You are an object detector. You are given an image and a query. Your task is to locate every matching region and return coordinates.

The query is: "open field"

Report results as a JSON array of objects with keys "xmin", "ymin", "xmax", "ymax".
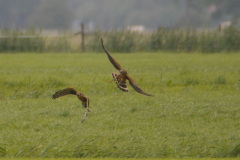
[
  {"xmin": 1, "ymin": 159, "xmax": 240, "ymax": 160},
  {"xmin": 0, "ymin": 52, "xmax": 240, "ymax": 158},
  {"xmin": 2, "ymin": 159, "xmax": 240, "ymax": 160}
]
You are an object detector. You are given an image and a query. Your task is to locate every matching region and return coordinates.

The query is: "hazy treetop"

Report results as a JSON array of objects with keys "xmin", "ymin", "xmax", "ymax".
[{"xmin": 0, "ymin": 0, "xmax": 239, "ymax": 30}]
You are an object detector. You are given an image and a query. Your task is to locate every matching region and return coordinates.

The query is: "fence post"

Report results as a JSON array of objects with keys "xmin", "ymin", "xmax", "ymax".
[{"xmin": 81, "ymin": 23, "xmax": 85, "ymax": 52}]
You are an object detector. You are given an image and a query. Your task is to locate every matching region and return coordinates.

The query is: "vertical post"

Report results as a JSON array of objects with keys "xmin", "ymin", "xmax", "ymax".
[{"xmin": 81, "ymin": 23, "xmax": 85, "ymax": 52}]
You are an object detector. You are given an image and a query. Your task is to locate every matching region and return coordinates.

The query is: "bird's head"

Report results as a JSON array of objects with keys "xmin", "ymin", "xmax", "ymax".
[{"xmin": 120, "ymin": 69, "xmax": 127, "ymax": 74}]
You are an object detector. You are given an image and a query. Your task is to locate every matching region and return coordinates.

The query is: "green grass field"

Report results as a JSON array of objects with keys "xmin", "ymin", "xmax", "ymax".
[{"xmin": 0, "ymin": 52, "xmax": 240, "ymax": 158}]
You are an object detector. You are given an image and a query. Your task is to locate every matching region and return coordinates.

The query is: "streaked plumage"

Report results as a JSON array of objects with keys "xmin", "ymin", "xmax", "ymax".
[
  {"xmin": 112, "ymin": 72, "xmax": 129, "ymax": 92},
  {"xmin": 101, "ymin": 38, "xmax": 153, "ymax": 97},
  {"xmin": 52, "ymin": 88, "xmax": 90, "ymax": 122}
]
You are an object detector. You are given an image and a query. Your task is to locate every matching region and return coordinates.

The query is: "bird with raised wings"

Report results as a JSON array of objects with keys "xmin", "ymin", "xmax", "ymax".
[
  {"xmin": 52, "ymin": 88, "xmax": 90, "ymax": 123},
  {"xmin": 101, "ymin": 38, "xmax": 153, "ymax": 97}
]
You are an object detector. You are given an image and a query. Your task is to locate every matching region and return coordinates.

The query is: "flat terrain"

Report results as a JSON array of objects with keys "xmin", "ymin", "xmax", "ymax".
[{"xmin": 0, "ymin": 53, "xmax": 240, "ymax": 158}]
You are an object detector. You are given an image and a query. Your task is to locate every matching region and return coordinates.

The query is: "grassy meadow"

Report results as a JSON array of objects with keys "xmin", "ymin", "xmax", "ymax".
[{"xmin": 0, "ymin": 52, "xmax": 240, "ymax": 158}]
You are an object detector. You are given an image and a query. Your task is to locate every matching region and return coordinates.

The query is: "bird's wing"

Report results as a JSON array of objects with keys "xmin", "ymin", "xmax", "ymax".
[
  {"xmin": 81, "ymin": 97, "xmax": 90, "ymax": 123},
  {"xmin": 101, "ymin": 38, "xmax": 123, "ymax": 71},
  {"xmin": 52, "ymin": 88, "xmax": 78, "ymax": 99},
  {"xmin": 127, "ymin": 75, "xmax": 153, "ymax": 97},
  {"xmin": 80, "ymin": 95, "xmax": 90, "ymax": 111},
  {"xmin": 112, "ymin": 72, "xmax": 129, "ymax": 92}
]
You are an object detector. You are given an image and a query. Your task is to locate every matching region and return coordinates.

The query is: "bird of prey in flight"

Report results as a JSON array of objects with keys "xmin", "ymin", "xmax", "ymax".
[
  {"xmin": 101, "ymin": 38, "xmax": 153, "ymax": 97},
  {"xmin": 52, "ymin": 87, "xmax": 90, "ymax": 122}
]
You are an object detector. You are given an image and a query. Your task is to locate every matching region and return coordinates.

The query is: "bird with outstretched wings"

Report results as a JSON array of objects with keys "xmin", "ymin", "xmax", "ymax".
[
  {"xmin": 52, "ymin": 87, "xmax": 90, "ymax": 123},
  {"xmin": 101, "ymin": 38, "xmax": 153, "ymax": 97}
]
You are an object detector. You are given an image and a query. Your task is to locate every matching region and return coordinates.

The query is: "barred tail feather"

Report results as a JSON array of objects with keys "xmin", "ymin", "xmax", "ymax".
[{"xmin": 118, "ymin": 82, "xmax": 129, "ymax": 92}]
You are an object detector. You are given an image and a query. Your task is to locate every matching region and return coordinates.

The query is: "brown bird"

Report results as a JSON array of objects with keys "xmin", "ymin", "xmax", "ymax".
[
  {"xmin": 101, "ymin": 38, "xmax": 153, "ymax": 96},
  {"xmin": 52, "ymin": 88, "xmax": 90, "ymax": 123}
]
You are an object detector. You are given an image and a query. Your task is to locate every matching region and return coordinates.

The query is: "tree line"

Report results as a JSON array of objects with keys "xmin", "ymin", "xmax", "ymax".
[{"xmin": 0, "ymin": 0, "xmax": 239, "ymax": 30}]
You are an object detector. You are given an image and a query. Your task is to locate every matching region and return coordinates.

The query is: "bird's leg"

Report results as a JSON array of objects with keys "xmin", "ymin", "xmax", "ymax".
[{"xmin": 116, "ymin": 80, "xmax": 122, "ymax": 85}]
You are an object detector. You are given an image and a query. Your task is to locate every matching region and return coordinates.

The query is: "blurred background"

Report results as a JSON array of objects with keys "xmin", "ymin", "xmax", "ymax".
[
  {"xmin": 1, "ymin": 0, "xmax": 239, "ymax": 30},
  {"xmin": 0, "ymin": 0, "xmax": 240, "ymax": 53}
]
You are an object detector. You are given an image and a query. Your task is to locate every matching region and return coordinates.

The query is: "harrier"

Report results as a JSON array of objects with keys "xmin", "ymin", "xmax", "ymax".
[
  {"xmin": 52, "ymin": 88, "xmax": 90, "ymax": 123},
  {"xmin": 101, "ymin": 38, "xmax": 153, "ymax": 97}
]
